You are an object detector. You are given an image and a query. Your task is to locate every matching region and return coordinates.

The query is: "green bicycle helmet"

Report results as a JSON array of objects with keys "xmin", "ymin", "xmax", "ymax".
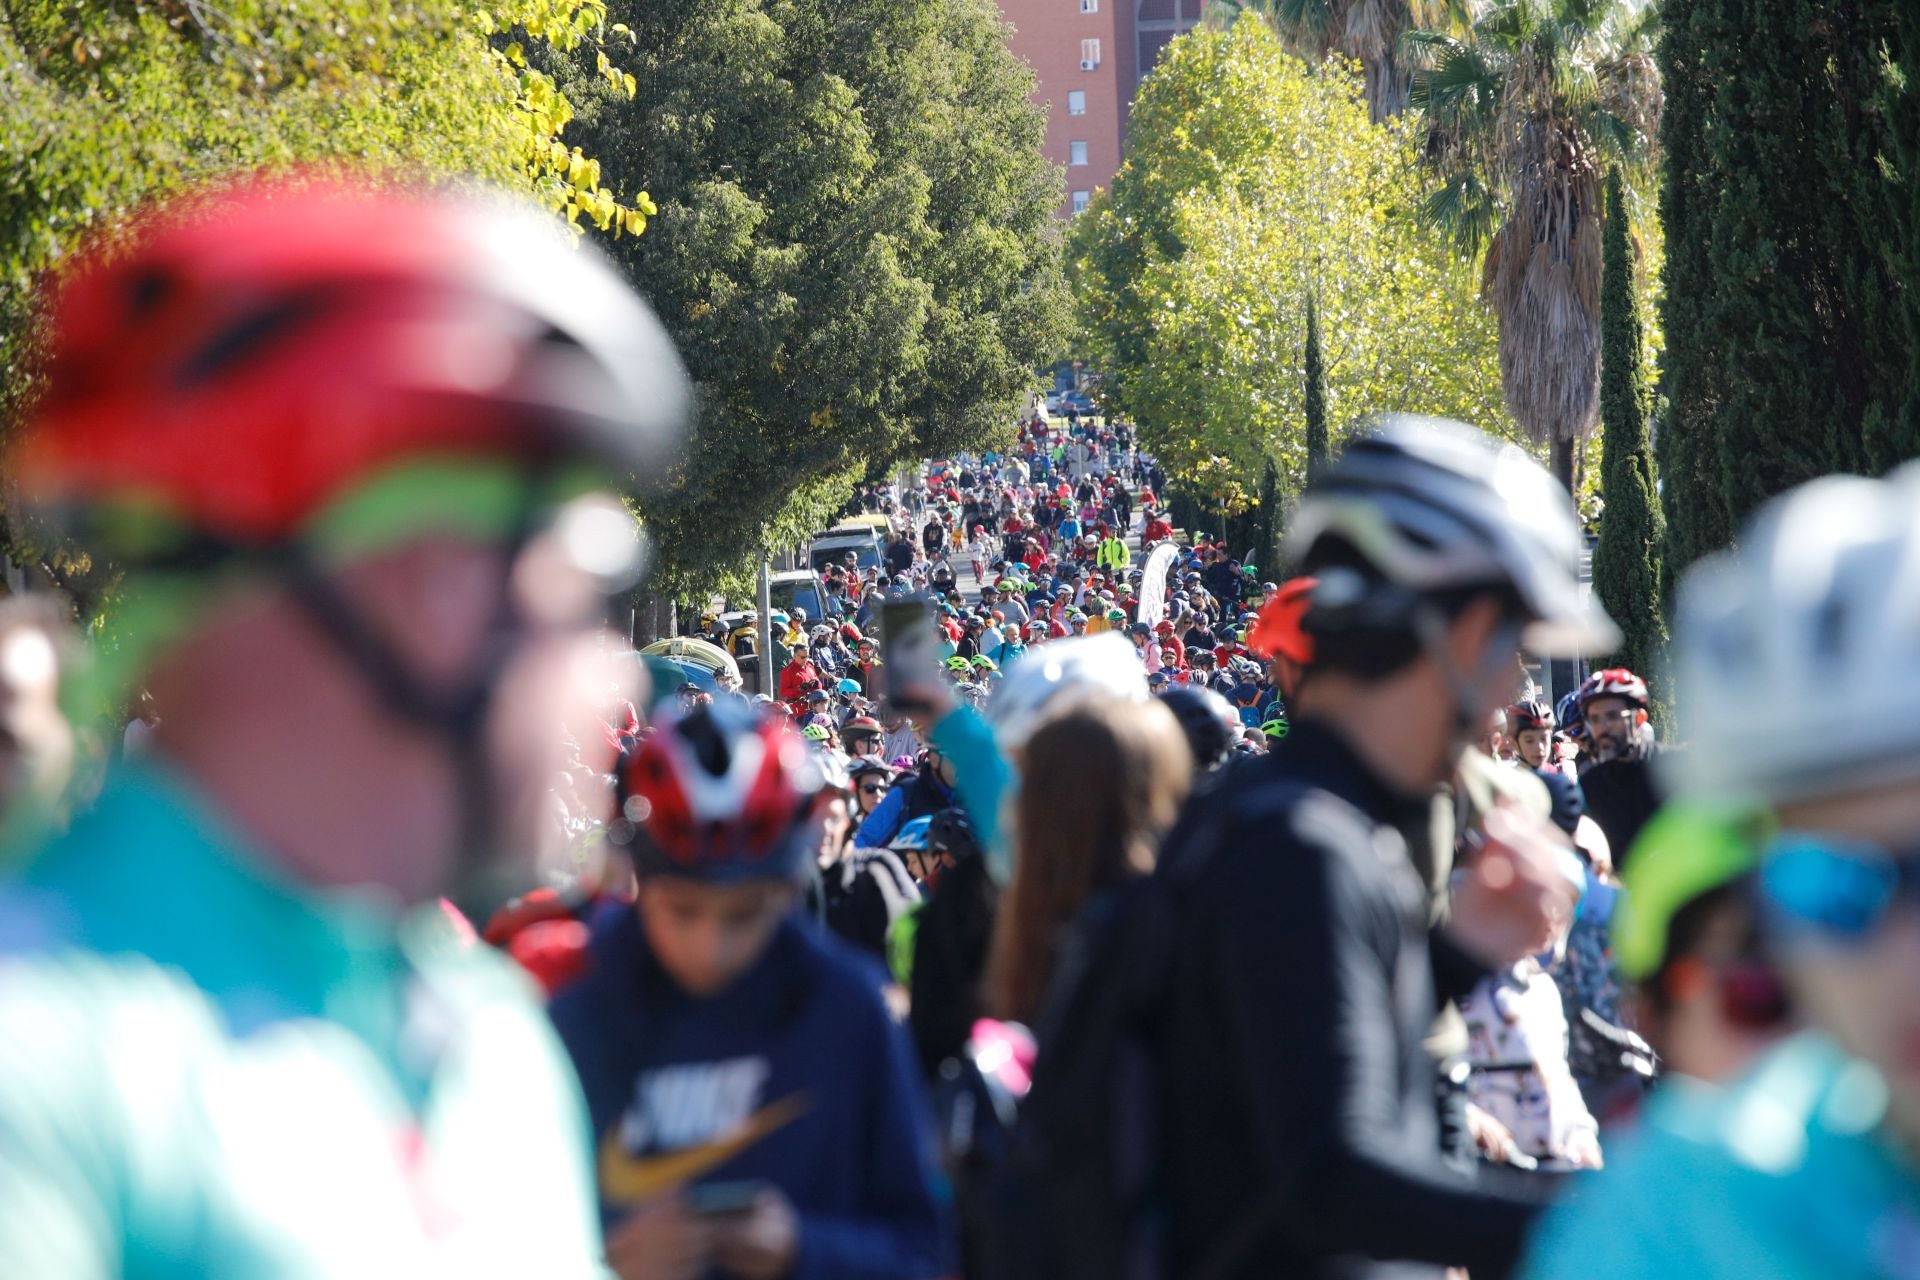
[
  {"xmin": 970, "ymin": 654, "xmax": 998, "ymax": 671},
  {"xmin": 944, "ymin": 655, "xmax": 972, "ymax": 672},
  {"xmin": 800, "ymin": 723, "xmax": 831, "ymax": 743},
  {"xmin": 1261, "ymin": 713, "xmax": 1291, "ymax": 740},
  {"xmin": 1615, "ymin": 803, "xmax": 1769, "ymax": 982}
]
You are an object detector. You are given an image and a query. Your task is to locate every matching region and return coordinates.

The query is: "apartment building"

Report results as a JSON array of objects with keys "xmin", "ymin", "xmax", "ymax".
[{"xmin": 995, "ymin": 0, "xmax": 1207, "ymax": 217}]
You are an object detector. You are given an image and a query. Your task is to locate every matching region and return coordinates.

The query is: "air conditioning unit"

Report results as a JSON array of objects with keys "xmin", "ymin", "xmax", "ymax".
[{"xmin": 1080, "ymin": 58, "xmax": 1098, "ymax": 70}]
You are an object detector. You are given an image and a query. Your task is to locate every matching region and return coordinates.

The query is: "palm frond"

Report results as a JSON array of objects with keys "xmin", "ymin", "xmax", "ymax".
[
  {"xmin": 1270, "ymin": 0, "xmax": 1343, "ymax": 56},
  {"xmin": 1419, "ymin": 168, "xmax": 1501, "ymax": 256}
]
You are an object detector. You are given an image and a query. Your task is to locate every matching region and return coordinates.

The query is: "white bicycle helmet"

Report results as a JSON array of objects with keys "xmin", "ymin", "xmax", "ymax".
[
  {"xmin": 1283, "ymin": 415, "xmax": 1616, "ymax": 655},
  {"xmin": 1665, "ymin": 462, "xmax": 1920, "ymax": 803},
  {"xmin": 985, "ymin": 631, "xmax": 1147, "ymax": 751}
]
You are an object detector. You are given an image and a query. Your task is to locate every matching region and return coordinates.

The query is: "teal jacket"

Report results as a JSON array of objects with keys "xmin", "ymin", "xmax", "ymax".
[
  {"xmin": 0, "ymin": 762, "xmax": 607, "ymax": 1277},
  {"xmin": 928, "ymin": 704, "xmax": 1014, "ymax": 881},
  {"xmin": 1521, "ymin": 1033, "xmax": 1920, "ymax": 1279}
]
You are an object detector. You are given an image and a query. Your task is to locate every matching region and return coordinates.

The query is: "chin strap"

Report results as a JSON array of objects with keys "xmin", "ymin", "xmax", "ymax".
[
  {"xmin": 271, "ymin": 488, "xmax": 550, "ymax": 923},
  {"xmin": 1410, "ymin": 602, "xmax": 1525, "ymax": 749}
]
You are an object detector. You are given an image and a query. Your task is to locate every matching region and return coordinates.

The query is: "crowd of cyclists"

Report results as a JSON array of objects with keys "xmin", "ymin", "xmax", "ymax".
[{"xmin": 0, "ymin": 173, "xmax": 1916, "ymax": 1280}]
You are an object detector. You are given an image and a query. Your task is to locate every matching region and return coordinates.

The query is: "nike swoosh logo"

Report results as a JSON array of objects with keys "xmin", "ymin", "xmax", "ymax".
[{"xmin": 597, "ymin": 1092, "xmax": 811, "ymax": 1204}]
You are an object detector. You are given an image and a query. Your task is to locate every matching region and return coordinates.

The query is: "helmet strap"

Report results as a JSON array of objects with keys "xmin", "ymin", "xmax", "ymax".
[
  {"xmin": 1410, "ymin": 601, "xmax": 1525, "ymax": 746},
  {"xmin": 271, "ymin": 481, "xmax": 549, "ymax": 923}
]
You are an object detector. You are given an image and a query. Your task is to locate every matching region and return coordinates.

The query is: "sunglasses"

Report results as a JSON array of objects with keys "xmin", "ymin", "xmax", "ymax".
[
  {"xmin": 858, "ymin": 782, "xmax": 889, "ymax": 797},
  {"xmin": 1761, "ymin": 834, "xmax": 1920, "ymax": 946}
]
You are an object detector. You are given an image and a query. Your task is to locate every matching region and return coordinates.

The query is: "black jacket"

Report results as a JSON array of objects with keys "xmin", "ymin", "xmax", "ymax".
[
  {"xmin": 1577, "ymin": 752, "xmax": 1664, "ymax": 876},
  {"xmin": 1156, "ymin": 720, "xmax": 1548, "ymax": 1280}
]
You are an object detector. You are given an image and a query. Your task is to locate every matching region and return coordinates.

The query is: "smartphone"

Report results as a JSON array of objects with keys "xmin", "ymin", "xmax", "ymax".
[
  {"xmin": 685, "ymin": 1180, "xmax": 765, "ymax": 1218},
  {"xmin": 878, "ymin": 596, "xmax": 942, "ymax": 715}
]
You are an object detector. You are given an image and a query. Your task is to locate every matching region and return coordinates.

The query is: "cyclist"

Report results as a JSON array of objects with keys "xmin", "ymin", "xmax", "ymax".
[
  {"xmin": 1153, "ymin": 417, "xmax": 1600, "ymax": 1279},
  {"xmin": 854, "ymin": 742, "xmax": 959, "ymax": 850},
  {"xmin": 1522, "ymin": 461, "xmax": 1920, "ymax": 1278},
  {"xmin": 1577, "ymin": 668, "xmax": 1653, "ymax": 766},
  {"xmin": 1574, "ymin": 667, "xmax": 1662, "ymax": 873},
  {"xmin": 843, "ymin": 715, "xmax": 887, "ymax": 763},
  {"xmin": 1507, "ymin": 698, "xmax": 1559, "ymax": 771},
  {"xmin": 0, "ymin": 175, "xmax": 689, "ymax": 1272},
  {"xmin": 551, "ymin": 703, "xmax": 950, "ymax": 1279}
]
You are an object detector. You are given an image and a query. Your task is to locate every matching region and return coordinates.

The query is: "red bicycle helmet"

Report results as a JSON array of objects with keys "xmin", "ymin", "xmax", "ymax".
[
  {"xmin": 614, "ymin": 702, "xmax": 826, "ymax": 883},
  {"xmin": 1506, "ymin": 698, "xmax": 1554, "ymax": 733},
  {"xmin": 1577, "ymin": 667, "xmax": 1649, "ymax": 711},
  {"xmin": 15, "ymin": 171, "xmax": 688, "ymax": 552}
]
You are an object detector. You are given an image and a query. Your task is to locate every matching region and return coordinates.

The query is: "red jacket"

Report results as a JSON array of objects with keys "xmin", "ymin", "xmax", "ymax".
[{"xmin": 779, "ymin": 659, "xmax": 822, "ymax": 703}]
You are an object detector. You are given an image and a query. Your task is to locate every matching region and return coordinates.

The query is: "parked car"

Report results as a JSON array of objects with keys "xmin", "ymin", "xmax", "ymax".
[
  {"xmin": 1062, "ymin": 390, "xmax": 1097, "ymax": 416},
  {"xmin": 808, "ymin": 523, "xmax": 886, "ymax": 573}
]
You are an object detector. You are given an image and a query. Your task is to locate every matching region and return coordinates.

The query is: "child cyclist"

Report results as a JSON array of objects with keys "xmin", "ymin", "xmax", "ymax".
[
  {"xmin": 547, "ymin": 702, "xmax": 951, "ymax": 1280},
  {"xmin": 1506, "ymin": 699, "xmax": 1560, "ymax": 772}
]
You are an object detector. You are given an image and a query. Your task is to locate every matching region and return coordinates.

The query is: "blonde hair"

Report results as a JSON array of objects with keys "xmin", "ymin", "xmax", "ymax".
[{"xmin": 987, "ymin": 695, "xmax": 1192, "ymax": 1023}]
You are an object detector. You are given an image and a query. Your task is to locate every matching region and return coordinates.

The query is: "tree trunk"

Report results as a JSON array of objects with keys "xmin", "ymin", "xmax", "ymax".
[{"xmin": 1549, "ymin": 434, "xmax": 1576, "ymax": 495}]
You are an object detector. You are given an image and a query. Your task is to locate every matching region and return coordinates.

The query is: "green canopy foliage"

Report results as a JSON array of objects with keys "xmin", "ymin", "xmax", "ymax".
[
  {"xmin": 1071, "ymin": 18, "xmax": 1507, "ymax": 502},
  {"xmin": 1, "ymin": 0, "xmax": 651, "ymax": 571},
  {"xmin": 551, "ymin": 0, "xmax": 1070, "ymax": 598}
]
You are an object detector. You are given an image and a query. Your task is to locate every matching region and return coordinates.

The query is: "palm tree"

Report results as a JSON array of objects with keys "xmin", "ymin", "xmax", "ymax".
[
  {"xmin": 1205, "ymin": 0, "xmax": 1442, "ymax": 122},
  {"xmin": 1409, "ymin": 0, "xmax": 1660, "ymax": 490}
]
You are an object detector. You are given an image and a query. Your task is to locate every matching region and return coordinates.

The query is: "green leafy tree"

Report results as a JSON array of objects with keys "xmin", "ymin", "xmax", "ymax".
[
  {"xmin": 1075, "ymin": 19, "xmax": 1507, "ymax": 498},
  {"xmin": 1408, "ymin": 0, "xmax": 1663, "ymax": 491},
  {"xmin": 1304, "ymin": 293, "xmax": 1330, "ymax": 477},
  {"xmin": 554, "ymin": 0, "xmax": 1068, "ymax": 598},
  {"xmin": 1593, "ymin": 169, "xmax": 1666, "ymax": 703},
  {"xmin": 1, "ymin": 0, "xmax": 650, "ymax": 512}
]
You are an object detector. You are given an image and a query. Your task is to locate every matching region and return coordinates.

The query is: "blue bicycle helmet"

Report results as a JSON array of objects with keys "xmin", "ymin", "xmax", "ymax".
[{"xmin": 889, "ymin": 815, "xmax": 933, "ymax": 852}]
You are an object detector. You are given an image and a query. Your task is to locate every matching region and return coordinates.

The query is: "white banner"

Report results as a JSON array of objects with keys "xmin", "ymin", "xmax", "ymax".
[{"xmin": 1135, "ymin": 541, "xmax": 1180, "ymax": 628}]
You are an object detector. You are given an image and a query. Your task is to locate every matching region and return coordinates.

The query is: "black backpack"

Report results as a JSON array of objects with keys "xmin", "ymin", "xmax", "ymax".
[
  {"xmin": 815, "ymin": 847, "xmax": 921, "ymax": 962},
  {"xmin": 989, "ymin": 774, "xmax": 1301, "ymax": 1280}
]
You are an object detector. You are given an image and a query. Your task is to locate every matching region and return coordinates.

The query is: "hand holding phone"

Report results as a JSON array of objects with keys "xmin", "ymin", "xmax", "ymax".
[
  {"xmin": 709, "ymin": 1185, "xmax": 799, "ymax": 1280},
  {"xmin": 878, "ymin": 597, "xmax": 952, "ymax": 721},
  {"xmin": 685, "ymin": 1180, "xmax": 766, "ymax": 1218}
]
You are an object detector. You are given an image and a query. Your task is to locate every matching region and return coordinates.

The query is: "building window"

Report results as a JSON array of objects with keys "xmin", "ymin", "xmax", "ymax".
[
  {"xmin": 1080, "ymin": 37, "xmax": 1101, "ymax": 69},
  {"xmin": 1072, "ymin": 190, "xmax": 1092, "ymax": 214},
  {"xmin": 1081, "ymin": 0, "xmax": 1099, "ymax": 11},
  {"xmin": 1067, "ymin": 90, "xmax": 1087, "ymax": 116},
  {"xmin": 1069, "ymin": 141, "xmax": 1089, "ymax": 166}
]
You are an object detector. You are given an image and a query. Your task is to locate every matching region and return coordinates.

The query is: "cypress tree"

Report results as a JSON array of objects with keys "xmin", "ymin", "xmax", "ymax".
[
  {"xmin": 1661, "ymin": 0, "xmax": 1901, "ymax": 552},
  {"xmin": 1594, "ymin": 171, "xmax": 1669, "ymax": 698},
  {"xmin": 1882, "ymin": 3, "xmax": 1920, "ymax": 464},
  {"xmin": 1654, "ymin": 0, "xmax": 1730, "ymax": 576},
  {"xmin": 1304, "ymin": 294, "xmax": 1329, "ymax": 478},
  {"xmin": 1255, "ymin": 454, "xmax": 1282, "ymax": 573},
  {"xmin": 1659, "ymin": 0, "xmax": 1908, "ymax": 581}
]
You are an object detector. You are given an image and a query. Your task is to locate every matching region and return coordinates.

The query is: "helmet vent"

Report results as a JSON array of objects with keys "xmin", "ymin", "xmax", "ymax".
[{"xmin": 174, "ymin": 284, "xmax": 340, "ymax": 387}]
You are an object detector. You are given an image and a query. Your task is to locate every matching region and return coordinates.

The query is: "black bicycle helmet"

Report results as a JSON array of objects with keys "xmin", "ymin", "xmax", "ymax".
[{"xmin": 1158, "ymin": 685, "xmax": 1241, "ymax": 770}]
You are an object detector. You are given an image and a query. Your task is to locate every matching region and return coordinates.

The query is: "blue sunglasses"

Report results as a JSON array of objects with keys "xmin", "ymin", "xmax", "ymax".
[{"xmin": 1761, "ymin": 835, "xmax": 1920, "ymax": 945}]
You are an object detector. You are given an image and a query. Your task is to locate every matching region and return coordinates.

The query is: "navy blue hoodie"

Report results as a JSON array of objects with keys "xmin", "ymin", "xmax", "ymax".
[{"xmin": 548, "ymin": 904, "xmax": 952, "ymax": 1280}]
